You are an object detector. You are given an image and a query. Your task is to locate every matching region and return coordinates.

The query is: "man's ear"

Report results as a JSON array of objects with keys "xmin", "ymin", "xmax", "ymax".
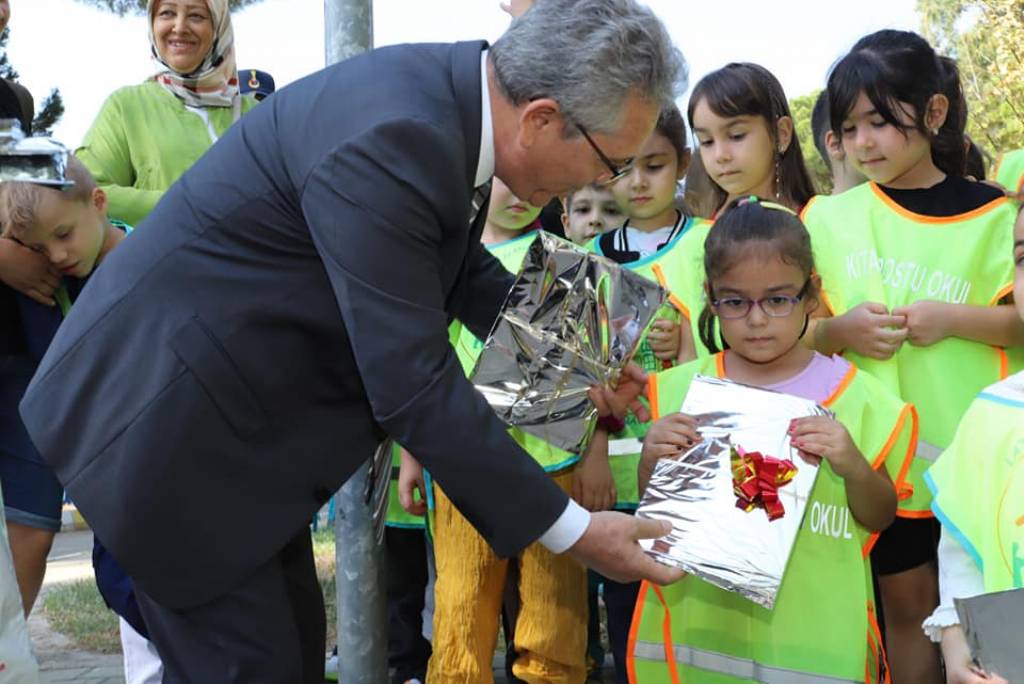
[
  {"xmin": 91, "ymin": 187, "xmax": 108, "ymax": 216},
  {"xmin": 824, "ymin": 130, "xmax": 845, "ymax": 163},
  {"xmin": 518, "ymin": 97, "xmax": 563, "ymax": 149},
  {"xmin": 774, "ymin": 115, "xmax": 794, "ymax": 154},
  {"xmin": 676, "ymin": 148, "xmax": 692, "ymax": 180},
  {"xmin": 924, "ymin": 93, "xmax": 949, "ymax": 134}
]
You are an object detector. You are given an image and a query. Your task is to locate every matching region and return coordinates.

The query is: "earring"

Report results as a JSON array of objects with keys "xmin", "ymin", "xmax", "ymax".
[{"xmin": 774, "ymin": 157, "xmax": 782, "ymax": 201}]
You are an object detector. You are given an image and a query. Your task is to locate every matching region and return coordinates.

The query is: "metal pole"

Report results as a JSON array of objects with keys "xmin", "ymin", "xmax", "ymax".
[{"xmin": 325, "ymin": 3, "xmax": 384, "ymax": 683}]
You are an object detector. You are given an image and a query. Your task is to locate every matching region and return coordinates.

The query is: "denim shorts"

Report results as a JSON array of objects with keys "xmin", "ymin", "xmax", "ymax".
[{"xmin": 0, "ymin": 355, "xmax": 63, "ymax": 532}]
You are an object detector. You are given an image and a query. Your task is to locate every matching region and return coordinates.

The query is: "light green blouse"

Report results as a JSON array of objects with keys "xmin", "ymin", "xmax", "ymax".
[{"xmin": 76, "ymin": 80, "xmax": 258, "ymax": 226}]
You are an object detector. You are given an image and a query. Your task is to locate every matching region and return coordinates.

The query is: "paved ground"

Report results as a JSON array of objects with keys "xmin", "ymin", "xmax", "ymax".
[{"xmin": 32, "ymin": 531, "xmax": 613, "ymax": 683}]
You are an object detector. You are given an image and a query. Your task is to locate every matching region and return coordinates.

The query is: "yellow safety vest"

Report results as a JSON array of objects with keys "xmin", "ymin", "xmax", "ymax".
[
  {"xmin": 994, "ymin": 149, "xmax": 1024, "ymax": 195},
  {"xmin": 802, "ymin": 182, "xmax": 1019, "ymax": 515},
  {"xmin": 927, "ymin": 371, "xmax": 1024, "ymax": 591},
  {"xmin": 586, "ymin": 217, "xmax": 713, "ymax": 507},
  {"xmin": 629, "ymin": 353, "xmax": 915, "ymax": 683}
]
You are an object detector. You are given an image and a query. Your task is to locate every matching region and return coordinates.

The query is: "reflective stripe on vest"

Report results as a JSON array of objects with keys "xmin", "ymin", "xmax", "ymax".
[
  {"xmin": 608, "ymin": 437, "xmax": 642, "ymax": 457},
  {"xmin": 632, "ymin": 639, "xmax": 862, "ymax": 684},
  {"xmin": 916, "ymin": 440, "xmax": 943, "ymax": 462}
]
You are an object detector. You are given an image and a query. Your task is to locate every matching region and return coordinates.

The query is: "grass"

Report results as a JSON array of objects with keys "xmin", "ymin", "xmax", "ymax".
[
  {"xmin": 42, "ymin": 579, "xmax": 121, "ymax": 654},
  {"xmin": 44, "ymin": 529, "xmax": 340, "ymax": 654}
]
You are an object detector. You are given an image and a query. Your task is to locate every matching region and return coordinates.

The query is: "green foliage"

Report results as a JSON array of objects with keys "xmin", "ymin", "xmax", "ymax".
[
  {"xmin": 918, "ymin": 0, "xmax": 1024, "ymax": 166},
  {"xmin": 72, "ymin": 0, "xmax": 265, "ymax": 14},
  {"xmin": 0, "ymin": 27, "xmax": 64, "ymax": 135},
  {"xmin": 33, "ymin": 89, "xmax": 65, "ymax": 137},
  {"xmin": 789, "ymin": 89, "xmax": 833, "ymax": 195}
]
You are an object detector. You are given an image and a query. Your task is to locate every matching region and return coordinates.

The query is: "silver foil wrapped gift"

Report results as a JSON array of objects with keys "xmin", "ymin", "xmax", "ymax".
[
  {"xmin": 637, "ymin": 375, "xmax": 830, "ymax": 609},
  {"xmin": 0, "ymin": 119, "xmax": 73, "ymax": 188},
  {"xmin": 470, "ymin": 232, "xmax": 667, "ymax": 455}
]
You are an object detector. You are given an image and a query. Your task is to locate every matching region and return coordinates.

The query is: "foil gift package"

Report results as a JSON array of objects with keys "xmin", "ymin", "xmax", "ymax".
[
  {"xmin": 470, "ymin": 232, "xmax": 667, "ymax": 454},
  {"xmin": 0, "ymin": 119, "xmax": 73, "ymax": 188},
  {"xmin": 637, "ymin": 375, "xmax": 831, "ymax": 609}
]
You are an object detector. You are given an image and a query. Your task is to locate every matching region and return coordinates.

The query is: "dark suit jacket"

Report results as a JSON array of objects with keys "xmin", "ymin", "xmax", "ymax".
[{"xmin": 20, "ymin": 41, "xmax": 569, "ymax": 609}]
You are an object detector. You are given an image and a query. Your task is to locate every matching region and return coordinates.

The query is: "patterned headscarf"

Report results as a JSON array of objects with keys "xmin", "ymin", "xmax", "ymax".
[{"xmin": 147, "ymin": 0, "xmax": 238, "ymax": 108}]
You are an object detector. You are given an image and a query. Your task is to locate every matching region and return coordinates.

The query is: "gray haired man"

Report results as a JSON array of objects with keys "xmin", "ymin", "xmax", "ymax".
[{"xmin": 20, "ymin": 1, "xmax": 687, "ymax": 680}]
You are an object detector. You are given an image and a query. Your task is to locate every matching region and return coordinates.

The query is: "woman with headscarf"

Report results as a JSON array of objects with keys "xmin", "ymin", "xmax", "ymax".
[{"xmin": 77, "ymin": 0, "xmax": 258, "ymax": 226}]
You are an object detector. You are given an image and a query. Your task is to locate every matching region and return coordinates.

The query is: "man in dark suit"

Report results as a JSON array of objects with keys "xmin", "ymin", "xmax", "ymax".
[{"xmin": 20, "ymin": 0, "xmax": 686, "ymax": 680}]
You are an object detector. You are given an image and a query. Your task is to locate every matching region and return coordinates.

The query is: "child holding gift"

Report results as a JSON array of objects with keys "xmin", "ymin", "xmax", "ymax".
[{"xmin": 629, "ymin": 198, "xmax": 913, "ymax": 683}]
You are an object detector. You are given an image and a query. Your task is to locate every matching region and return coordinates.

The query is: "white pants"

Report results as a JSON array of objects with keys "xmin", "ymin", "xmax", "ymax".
[{"xmin": 120, "ymin": 617, "xmax": 163, "ymax": 684}]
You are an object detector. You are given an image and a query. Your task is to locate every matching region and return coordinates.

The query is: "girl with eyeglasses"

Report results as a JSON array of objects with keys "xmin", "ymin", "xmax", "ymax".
[{"xmin": 628, "ymin": 198, "xmax": 912, "ymax": 683}]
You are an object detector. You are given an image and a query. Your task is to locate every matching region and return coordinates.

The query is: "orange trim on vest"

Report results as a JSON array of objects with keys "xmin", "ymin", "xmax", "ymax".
[
  {"xmin": 626, "ymin": 580, "xmax": 648, "ymax": 684},
  {"xmin": 893, "ymin": 405, "xmax": 930, "ymax": 518},
  {"xmin": 990, "ymin": 283, "xmax": 1014, "ymax": 306},
  {"xmin": 867, "ymin": 600, "xmax": 892, "ymax": 684},
  {"xmin": 861, "ymin": 402, "xmax": 915, "ymax": 557},
  {"xmin": 999, "ymin": 348, "xmax": 1009, "ymax": 380},
  {"xmin": 715, "ymin": 351, "xmax": 726, "ymax": 378},
  {"xmin": 799, "ymin": 195, "xmax": 819, "ymax": 221},
  {"xmin": 651, "ymin": 263, "xmax": 691, "ymax": 322},
  {"xmin": 648, "ymin": 374, "xmax": 661, "ymax": 422},
  {"xmin": 869, "ymin": 182, "xmax": 1010, "ymax": 225},
  {"xmin": 823, "ymin": 363, "xmax": 858, "ymax": 407},
  {"xmin": 651, "ymin": 583, "xmax": 682, "ymax": 684}
]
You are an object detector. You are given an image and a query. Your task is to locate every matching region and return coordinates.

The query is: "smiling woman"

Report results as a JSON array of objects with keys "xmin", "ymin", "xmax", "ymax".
[{"xmin": 73, "ymin": 0, "xmax": 258, "ymax": 226}]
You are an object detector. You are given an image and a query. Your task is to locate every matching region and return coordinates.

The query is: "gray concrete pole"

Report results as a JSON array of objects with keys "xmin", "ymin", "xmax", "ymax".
[{"xmin": 325, "ymin": 3, "xmax": 386, "ymax": 683}]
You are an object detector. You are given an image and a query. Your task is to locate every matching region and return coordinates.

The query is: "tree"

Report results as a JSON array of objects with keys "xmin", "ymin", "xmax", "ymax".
[
  {"xmin": 789, "ymin": 89, "xmax": 833, "ymax": 195},
  {"xmin": 72, "ymin": 0, "xmax": 264, "ymax": 14},
  {"xmin": 0, "ymin": 28, "xmax": 64, "ymax": 136},
  {"xmin": 918, "ymin": 0, "xmax": 1024, "ymax": 163}
]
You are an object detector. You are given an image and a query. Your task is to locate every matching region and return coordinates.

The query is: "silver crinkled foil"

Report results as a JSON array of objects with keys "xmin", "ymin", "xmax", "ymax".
[
  {"xmin": 0, "ymin": 119, "xmax": 73, "ymax": 188},
  {"xmin": 637, "ymin": 375, "xmax": 830, "ymax": 609},
  {"xmin": 470, "ymin": 232, "xmax": 667, "ymax": 454}
]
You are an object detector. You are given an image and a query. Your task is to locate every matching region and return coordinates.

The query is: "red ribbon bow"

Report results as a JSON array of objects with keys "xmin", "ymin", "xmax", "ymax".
[{"xmin": 731, "ymin": 447, "xmax": 798, "ymax": 521}]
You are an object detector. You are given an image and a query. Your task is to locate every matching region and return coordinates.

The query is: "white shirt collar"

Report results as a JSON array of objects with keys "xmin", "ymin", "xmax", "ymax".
[{"xmin": 475, "ymin": 49, "xmax": 495, "ymax": 188}]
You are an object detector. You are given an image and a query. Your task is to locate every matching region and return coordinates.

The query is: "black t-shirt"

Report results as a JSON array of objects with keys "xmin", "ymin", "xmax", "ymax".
[
  {"xmin": 0, "ymin": 286, "xmax": 26, "ymax": 355},
  {"xmin": 878, "ymin": 175, "xmax": 1004, "ymax": 217}
]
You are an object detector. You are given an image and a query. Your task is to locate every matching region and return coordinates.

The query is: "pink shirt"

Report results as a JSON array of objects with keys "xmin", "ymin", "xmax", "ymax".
[{"xmin": 763, "ymin": 352, "xmax": 851, "ymax": 403}]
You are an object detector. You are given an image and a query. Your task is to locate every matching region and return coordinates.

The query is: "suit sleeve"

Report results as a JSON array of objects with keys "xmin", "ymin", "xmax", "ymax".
[
  {"xmin": 300, "ymin": 118, "xmax": 569, "ymax": 557},
  {"xmin": 455, "ymin": 239, "xmax": 514, "ymax": 340}
]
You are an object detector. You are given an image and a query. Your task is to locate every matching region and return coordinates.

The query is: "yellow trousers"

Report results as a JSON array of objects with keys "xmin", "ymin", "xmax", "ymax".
[{"xmin": 427, "ymin": 469, "xmax": 587, "ymax": 684}]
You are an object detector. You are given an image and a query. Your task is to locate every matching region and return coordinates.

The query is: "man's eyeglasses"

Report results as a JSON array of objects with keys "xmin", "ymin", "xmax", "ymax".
[
  {"xmin": 711, "ymin": 280, "xmax": 811, "ymax": 320},
  {"xmin": 577, "ymin": 124, "xmax": 633, "ymax": 185}
]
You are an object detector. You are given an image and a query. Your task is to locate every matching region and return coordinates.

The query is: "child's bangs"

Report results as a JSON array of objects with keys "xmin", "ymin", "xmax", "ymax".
[
  {"xmin": 691, "ymin": 68, "xmax": 765, "ymax": 122},
  {"xmin": 828, "ymin": 53, "xmax": 913, "ymax": 135}
]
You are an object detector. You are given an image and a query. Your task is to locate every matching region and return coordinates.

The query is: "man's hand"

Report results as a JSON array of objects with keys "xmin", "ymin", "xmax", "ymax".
[
  {"xmin": 0, "ymin": 239, "xmax": 60, "ymax": 306},
  {"xmin": 567, "ymin": 510, "xmax": 684, "ymax": 585},
  {"xmin": 397, "ymin": 448, "xmax": 428, "ymax": 517},
  {"xmin": 892, "ymin": 300, "xmax": 951, "ymax": 348},
  {"xmin": 588, "ymin": 362, "xmax": 649, "ymax": 423}
]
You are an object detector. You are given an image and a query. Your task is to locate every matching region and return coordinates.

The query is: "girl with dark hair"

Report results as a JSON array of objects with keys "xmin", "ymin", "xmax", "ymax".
[
  {"xmin": 803, "ymin": 29, "xmax": 1024, "ymax": 682},
  {"xmin": 629, "ymin": 198, "xmax": 912, "ymax": 683},
  {"xmin": 688, "ymin": 63, "xmax": 816, "ymax": 216}
]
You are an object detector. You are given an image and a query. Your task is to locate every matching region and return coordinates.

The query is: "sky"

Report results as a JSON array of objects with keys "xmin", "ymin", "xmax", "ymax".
[{"xmin": 6, "ymin": 0, "xmax": 920, "ymax": 146}]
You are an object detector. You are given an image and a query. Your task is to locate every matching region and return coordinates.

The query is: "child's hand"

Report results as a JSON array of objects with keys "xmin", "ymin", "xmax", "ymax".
[
  {"xmin": 572, "ymin": 436, "xmax": 616, "ymax": 512},
  {"xmin": 589, "ymin": 362, "xmax": 649, "ymax": 423},
  {"xmin": 638, "ymin": 412, "xmax": 700, "ymax": 497},
  {"xmin": 0, "ymin": 239, "xmax": 60, "ymax": 306},
  {"xmin": 946, "ymin": 662, "xmax": 1008, "ymax": 684},
  {"xmin": 789, "ymin": 416, "xmax": 865, "ymax": 480},
  {"xmin": 397, "ymin": 448, "xmax": 427, "ymax": 517},
  {"xmin": 647, "ymin": 318, "xmax": 681, "ymax": 361},
  {"xmin": 831, "ymin": 301, "xmax": 907, "ymax": 359},
  {"xmin": 892, "ymin": 300, "xmax": 951, "ymax": 347}
]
